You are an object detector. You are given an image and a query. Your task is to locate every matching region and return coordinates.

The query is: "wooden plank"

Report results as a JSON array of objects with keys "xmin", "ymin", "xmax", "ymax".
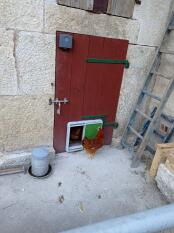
[
  {"xmin": 53, "ymin": 32, "xmax": 73, "ymax": 153},
  {"xmin": 93, "ymin": 0, "xmax": 108, "ymax": 13},
  {"xmin": 107, "ymin": 0, "xmax": 135, "ymax": 18},
  {"xmin": 68, "ymin": 34, "xmax": 89, "ymax": 121},
  {"xmin": 71, "ymin": 0, "xmax": 80, "ymax": 8},
  {"xmin": 107, "ymin": 0, "xmax": 117, "ymax": 15},
  {"xmin": 80, "ymin": 0, "xmax": 94, "ymax": 10},
  {"xmin": 57, "ymin": 0, "xmax": 71, "ymax": 7},
  {"xmin": 83, "ymin": 36, "xmax": 104, "ymax": 118},
  {"xmin": 58, "ymin": 0, "xmax": 94, "ymax": 10},
  {"xmin": 116, "ymin": 0, "xmax": 135, "ymax": 18},
  {"xmin": 149, "ymin": 145, "xmax": 174, "ymax": 177},
  {"xmin": 99, "ymin": 37, "xmax": 128, "ymax": 144},
  {"xmin": 157, "ymin": 142, "xmax": 174, "ymax": 149},
  {"xmin": 165, "ymin": 154, "xmax": 174, "ymax": 173}
]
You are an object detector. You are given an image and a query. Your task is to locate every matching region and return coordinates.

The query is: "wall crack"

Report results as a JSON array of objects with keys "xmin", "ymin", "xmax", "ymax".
[{"xmin": 13, "ymin": 31, "xmax": 20, "ymax": 92}]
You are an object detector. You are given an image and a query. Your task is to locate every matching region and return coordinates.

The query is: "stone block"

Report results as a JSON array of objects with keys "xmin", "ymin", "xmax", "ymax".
[
  {"xmin": 133, "ymin": 0, "xmax": 174, "ymax": 46},
  {"xmin": 16, "ymin": 32, "xmax": 56, "ymax": 95},
  {"xmin": 44, "ymin": 2, "xmax": 140, "ymax": 44},
  {"xmin": 116, "ymin": 45, "xmax": 156, "ymax": 133},
  {"xmin": 156, "ymin": 164, "xmax": 174, "ymax": 203},
  {"xmin": 0, "ymin": 95, "xmax": 54, "ymax": 152},
  {"xmin": 0, "ymin": 151, "xmax": 31, "ymax": 169},
  {"xmin": 0, "ymin": 29, "xmax": 17, "ymax": 95},
  {"xmin": 0, "ymin": 146, "xmax": 55, "ymax": 169},
  {"xmin": 0, "ymin": 0, "xmax": 43, "ymax": 32},
  {"xmin": 158, "ymin": 53, "xmax": 174, "ymax": 77}
]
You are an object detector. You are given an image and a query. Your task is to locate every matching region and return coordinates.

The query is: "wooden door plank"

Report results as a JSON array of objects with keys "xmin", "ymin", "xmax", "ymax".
[
  {"xmin": 100, "ymin": 38, "xmax": 128, "ymax": 144},
  {"xmin": 157, "ymin": 142, "xmax": 174, "ymax": 149},
  {"xmin": 68, "ymin": 34, "xmax": 89, "ymax": 121},
  {"xmin": 107, "ymin": 0, "xmax": 135, "ymax": 18},
  {"xmin": 83, "ymin": 36, "xmax": 105, "ymax": 118},
  {"xmin": 107, "ymin": 0, "xmax": 117, "ymax": 15},
  {"xmin": 80, "ymin": 0, "xmax": 94, "ymax": 10},
  {"xmin": 58, "ymin": 0, "xmax": 94, "ymax": 10},
  {"xmin": 93, "ymin": 0, "xmax": 108, "ymax": 13},
  {"xmin": 58, "ymin": 0, "xmax": 71, "ymax": 7},
  {"xmin": 116, "ymin": 0, "xmax": 135, "ymax": 18},
  {"xmin": 83, "ymin": 36, "xmax": 128, "ymax": 144},
  {"xmin": 54, "ymin": 32, "xmax": 73, "ymax": 153},
  {"xmin": 149, "ymin": 148, "xmax": 164, "ymax": 177}
]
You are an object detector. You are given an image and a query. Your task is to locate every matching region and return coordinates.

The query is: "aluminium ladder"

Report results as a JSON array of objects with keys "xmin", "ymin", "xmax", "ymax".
[{"xmin": 121, "ymin": 12, "xmax": 174, "ymax": 164}]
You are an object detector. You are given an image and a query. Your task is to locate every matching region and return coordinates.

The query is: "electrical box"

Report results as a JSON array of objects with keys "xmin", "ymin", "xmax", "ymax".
[{"xmin": 59, "ymin": 33, "xmax": 73, "ymax": 49}]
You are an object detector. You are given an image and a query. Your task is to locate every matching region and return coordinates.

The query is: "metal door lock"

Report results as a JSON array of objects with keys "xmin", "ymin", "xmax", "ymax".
[{"xmin": 49, "ymin": 98, "xmax": 69, "ymax": 115}]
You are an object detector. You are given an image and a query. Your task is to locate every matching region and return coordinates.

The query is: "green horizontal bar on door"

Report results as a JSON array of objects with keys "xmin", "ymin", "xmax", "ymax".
[
  {"xmin": 82, "ymin": 114, "xmax": 107, "ymax": 120},
  {"xmin": 82, "ymin": 115, "xmax": 119, "ymax": 129},
  {"xmin": 86, "ymin": 58, "xmax": 129, "ymax": 68}
]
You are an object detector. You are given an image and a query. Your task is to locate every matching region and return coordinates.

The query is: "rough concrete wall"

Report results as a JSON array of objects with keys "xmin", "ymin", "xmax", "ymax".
[{"xmin": 0, "ymin": 0, "xmax": 173, "ymax": 152}]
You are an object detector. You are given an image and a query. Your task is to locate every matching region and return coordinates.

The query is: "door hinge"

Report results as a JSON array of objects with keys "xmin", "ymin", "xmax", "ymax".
[
  {"xmin": 82, "ymin": 115, "xmax": 119, "ymax": 129},
  {"xmin": 86, "ymin": 58, "xmax": 129, "ymax": 69}
]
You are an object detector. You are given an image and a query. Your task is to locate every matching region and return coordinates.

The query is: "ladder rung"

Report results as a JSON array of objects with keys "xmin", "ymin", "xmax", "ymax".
[
  {"xmin": 142, "ymin": 90, "xmax": 161, "ymax": 101},
  {"xmin": 129, "ymin": 126, "xmax": 144, "ymax": 140},
  {"xmin": 151, "ymin": 71, "xmax": 172, "ymax": 80},
  {"xmin": 135, "ymin": 108, "xmax": 152, "ymax": 121}
]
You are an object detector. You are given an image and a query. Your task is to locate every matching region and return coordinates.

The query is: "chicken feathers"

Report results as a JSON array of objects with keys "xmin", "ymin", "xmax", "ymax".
[{"xmin": 82, "ymin": 128, "xmax": 104, "ymax": 159}]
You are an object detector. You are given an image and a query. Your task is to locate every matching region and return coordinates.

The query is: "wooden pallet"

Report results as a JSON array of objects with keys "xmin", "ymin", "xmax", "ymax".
[{"xmin": 149, "ymin": 142, "xmax": 174, "ymax": 177}]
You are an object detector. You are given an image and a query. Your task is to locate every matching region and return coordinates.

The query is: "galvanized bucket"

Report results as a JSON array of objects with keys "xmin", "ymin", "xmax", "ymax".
[{"xmin": 31, "ymin": 147, "xmax": 49, "ymax": 177}]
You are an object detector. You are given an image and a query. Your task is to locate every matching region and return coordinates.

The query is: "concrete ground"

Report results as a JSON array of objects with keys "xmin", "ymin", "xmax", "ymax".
[{"xmin": 0, "ymin": 146, "xmax": 169, "ymax": 233}]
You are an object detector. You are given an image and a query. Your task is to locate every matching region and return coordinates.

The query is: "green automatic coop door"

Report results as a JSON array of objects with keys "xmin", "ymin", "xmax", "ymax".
[
  {"xmin": 66, "ymin": 119, "xmax": 103, "ymax": 152},
  {"xmin": 84, "ymin": 123, "xmax": 103, "ymax": 139}
]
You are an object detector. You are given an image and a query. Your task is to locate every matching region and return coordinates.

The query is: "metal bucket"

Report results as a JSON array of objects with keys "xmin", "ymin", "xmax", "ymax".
[{"xmin": 31, "ymin": 147, "xmax": 49, "ymax": 177}]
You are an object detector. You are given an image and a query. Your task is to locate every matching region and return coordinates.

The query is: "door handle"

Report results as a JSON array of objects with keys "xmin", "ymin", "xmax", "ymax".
[{"xmin": 49, "ymin": 98, "xmax": 69, "ymax": 115}]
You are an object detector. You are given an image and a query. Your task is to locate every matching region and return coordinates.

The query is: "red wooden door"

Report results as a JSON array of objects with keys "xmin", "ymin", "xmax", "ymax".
[{"xmin": 54, "ymin": 32, "xmax": 128, "ymax": 153}]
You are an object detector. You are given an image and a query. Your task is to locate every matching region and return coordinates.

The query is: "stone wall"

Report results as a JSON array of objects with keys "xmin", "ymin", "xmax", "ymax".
[{"xmin": 0, "ymin": 0, "xmax": 173, "ymax": 152}]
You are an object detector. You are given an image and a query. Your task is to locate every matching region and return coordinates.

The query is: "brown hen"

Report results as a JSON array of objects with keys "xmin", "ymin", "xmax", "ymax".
[{"xmin": 82, "ymin": 128, "xmax": 104, "ymax": 159}]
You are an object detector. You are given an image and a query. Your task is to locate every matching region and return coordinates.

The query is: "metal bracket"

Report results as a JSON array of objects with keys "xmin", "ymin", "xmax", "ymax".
[
  {"xmin": 86, "ymin": 58, "xmax": 129, "ymax": 68},
  {"xmin": 49, "ymin": 97, "xmax": 69, "ymax": 115},
  {"xmin": 104, "ymin": 122, "xmax": 118, "ymax": 129}
]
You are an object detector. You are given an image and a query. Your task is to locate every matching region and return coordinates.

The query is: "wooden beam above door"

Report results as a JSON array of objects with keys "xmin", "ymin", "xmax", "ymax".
[{"xmin": 57, "ymin": 0, "xmax": 136, "ymax": 18}]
